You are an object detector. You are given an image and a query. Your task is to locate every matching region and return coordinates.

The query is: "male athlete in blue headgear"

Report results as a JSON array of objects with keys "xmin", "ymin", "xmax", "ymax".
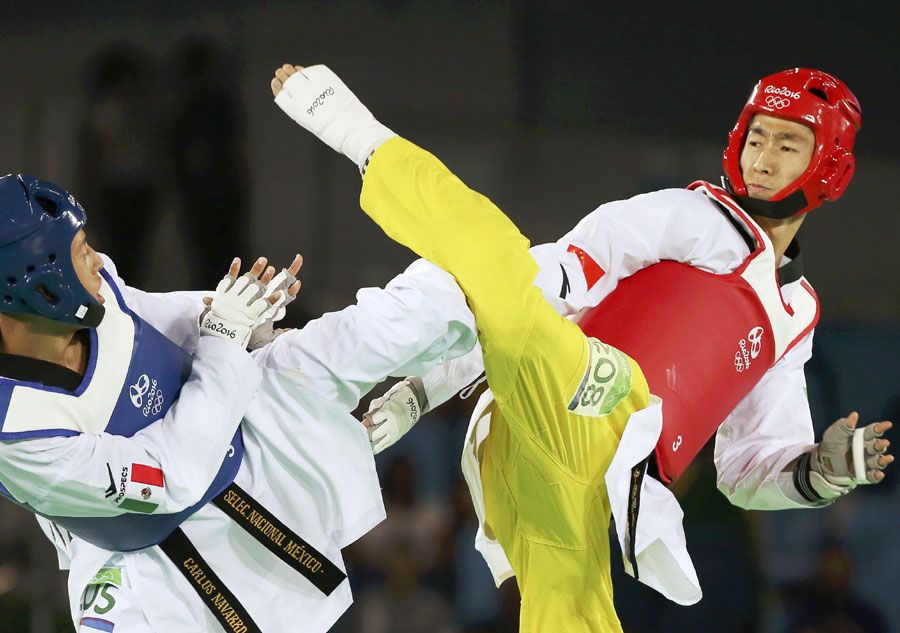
[{"xmin": 0, "ymin": 173, "xmax": 479, "ymax": 632}]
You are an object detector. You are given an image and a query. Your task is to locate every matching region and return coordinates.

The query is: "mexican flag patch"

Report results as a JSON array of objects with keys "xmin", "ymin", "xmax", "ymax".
[{"xmin": 117, "ymin": 463, "xmax": 164, "ymax": 513}]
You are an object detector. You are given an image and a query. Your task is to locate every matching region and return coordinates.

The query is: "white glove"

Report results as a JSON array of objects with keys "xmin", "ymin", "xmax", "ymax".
[
  {"xmin": 247, "ymin": 268, "xmax": 299, "ymax": 350},
  {"xmin": 199, "ymin": 272, "xmax": 272, "ymax": 348},
  {"xmin": 258, "ymin": 268, "xmax": 299, "ymax": 323},
  {"xmin": 364, "ymin": 377, "xmax": 428, "ymax": 454},
  {"xmin": 804, "ymin": 416, "xmax": 890, "ymax": 499},
  {"xmin": 273, "ymin": 65, "xmax": 396, "ymax": 169}
]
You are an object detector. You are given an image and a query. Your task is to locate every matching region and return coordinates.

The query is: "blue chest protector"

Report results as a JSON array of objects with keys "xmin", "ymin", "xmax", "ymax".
[{"xmin": 0, "ymin": 269, "xmax": 245, "ymax": 551}]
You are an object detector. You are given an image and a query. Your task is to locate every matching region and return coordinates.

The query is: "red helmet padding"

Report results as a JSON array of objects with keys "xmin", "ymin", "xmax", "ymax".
[{"xmin": 722, "ymin": 68, "xmax": 861, "ymax": 215}]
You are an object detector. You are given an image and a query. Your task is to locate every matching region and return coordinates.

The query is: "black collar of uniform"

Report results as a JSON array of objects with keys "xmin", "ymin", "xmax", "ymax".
[
  {"xmin": 709, "ymin": 197, "xmax": 805, "ymax": 288},
  {"xmin": 721, "ymin": 177, "xmax": 808, "ymax": 219},
  {"xmin": 711, "ymin": 197, "xmax": 757, "ymax": 255},
  {"xmin": 0, "ymin": 353, "xmax": 84, "ymax": 391},
  {"xmin": 777, "ymin": 238, "xmax": 804, "ymax": 286}
]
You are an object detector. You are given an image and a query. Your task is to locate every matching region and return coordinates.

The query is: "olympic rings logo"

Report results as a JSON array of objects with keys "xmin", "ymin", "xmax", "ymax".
[
  {"xmin": 143, "ymin": 389, "xmax": 164, "ymax": 417},
  {"xmin": 151, "ymin": 391, "xmax": 164, "ymax": 415},
  {"xmin": 91, "ymin": 569, "xmax": 117, "ymax": 584},
  {"xmin": 765, "ymin": 95, "xmax": 791, "ymax": 109}
]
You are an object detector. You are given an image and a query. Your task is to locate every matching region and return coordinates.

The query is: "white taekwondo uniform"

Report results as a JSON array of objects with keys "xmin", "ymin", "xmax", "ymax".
[
  {"xmin": 418, "ymin": 182, "xmax": 824, "ymax": 605},
  {"xmin": 0, "ymin": 255, "xmax": 477, "ymax": 633}
]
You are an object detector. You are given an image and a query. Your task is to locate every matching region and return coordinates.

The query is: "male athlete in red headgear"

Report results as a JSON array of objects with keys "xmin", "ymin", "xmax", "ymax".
[
  {"xmin": 723, "ymin": 68, "xmax": 861, "ymax": 216},
  {"xmin": 273, "ymin": 65, "xmax": 892, "ymax": 633}
]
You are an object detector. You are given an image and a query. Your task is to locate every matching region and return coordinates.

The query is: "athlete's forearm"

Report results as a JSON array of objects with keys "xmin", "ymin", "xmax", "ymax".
[
  {"xmin": 716, "ymin": 447, "xmax": 829, "ymax": 510},
  {"xmin": 251, "ymin": 258, "xmax": 477, "ymax": 410}
]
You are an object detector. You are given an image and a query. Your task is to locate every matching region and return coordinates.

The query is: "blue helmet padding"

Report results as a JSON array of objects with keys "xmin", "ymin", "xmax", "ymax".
[{"xmin": 0, "ymin": 174, "xmax": 105, "ymax": 327}]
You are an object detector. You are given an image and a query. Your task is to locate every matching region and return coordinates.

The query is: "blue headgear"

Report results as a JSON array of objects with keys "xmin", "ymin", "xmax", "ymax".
[{"xmin": 0, "ymin": 174, "xmax": 105, "ymax": 327}]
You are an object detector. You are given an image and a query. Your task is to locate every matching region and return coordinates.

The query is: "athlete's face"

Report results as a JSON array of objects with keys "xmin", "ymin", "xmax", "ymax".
[
  {"xmin": 739, "ymin": 114, "xmax": 816, "ymax": 200},
  {"xmin": 71, "ymin": 230, "xmax": 104, "ymax": 303}
]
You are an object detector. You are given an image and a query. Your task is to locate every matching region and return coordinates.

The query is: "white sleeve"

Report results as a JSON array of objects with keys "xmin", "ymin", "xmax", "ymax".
[
  {"xmin": 100, "ymin": 254, "xmax": 208, "ymax": 351},
  {"xmin": 36, "ymin": 516, "xmax": 73, "ymax": 570},
  {"xmin": 713, "ymin": 330, "xmax": 827, "ymax": 509},
  {"xmin": 419, "ymin": 340, "xmax": 486, "ymax": 410},
  {"xmin": 528, "ymin": 242, "xmax": 592, "ymax": 316},
  {"xmin": 554, "ymin": 188, "xmax": 748, "ymax": 309},
  {"xmin": 249, "ymin": 258, "xmax": 478, "ymax": 411},
  {"xmin": 0, "ymin": 337, "xmax": 262, "ymax": 517}
]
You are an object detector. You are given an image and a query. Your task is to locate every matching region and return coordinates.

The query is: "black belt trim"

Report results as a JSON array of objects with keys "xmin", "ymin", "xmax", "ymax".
[
  {"xmin": 211, "ymin": 483, "xmax": 346, "ymax": 595},
  {"xmin": 159, "ymin": 528, "xmax": 262, "ymax": 633},
  {"xmin": 627, "ymin": 456, "xmax": 650, "ymax": 580}
]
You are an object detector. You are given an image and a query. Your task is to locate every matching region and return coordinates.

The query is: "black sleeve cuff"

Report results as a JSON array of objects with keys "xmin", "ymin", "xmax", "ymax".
[
  {"xmin": 793, "ymin": 451, "xmax": 825, "ymax": 503},
  {"xmin": 407, "ymin": 376, "xmax": 429, "ymax": 414}
]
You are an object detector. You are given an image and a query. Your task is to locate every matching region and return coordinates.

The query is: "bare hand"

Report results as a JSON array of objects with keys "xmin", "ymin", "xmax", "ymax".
[
  {"xmin": 284, "ymin": 253, "xmax": 303, "ymax": 299},
  {"xmin": 271, "ymin": 64, "xmax": 304, "ymax": 98}
]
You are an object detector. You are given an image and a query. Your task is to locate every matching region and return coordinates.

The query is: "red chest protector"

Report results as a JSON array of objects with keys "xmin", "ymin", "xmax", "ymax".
[{"xmin": 576, "ymin": 182, "xmax": 819, "ymax": 483}]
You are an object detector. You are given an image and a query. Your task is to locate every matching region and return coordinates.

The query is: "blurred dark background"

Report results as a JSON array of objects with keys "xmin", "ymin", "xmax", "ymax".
[{"xmin": 0, "ymin": 1, "xmax": 897, "ymax": 632}]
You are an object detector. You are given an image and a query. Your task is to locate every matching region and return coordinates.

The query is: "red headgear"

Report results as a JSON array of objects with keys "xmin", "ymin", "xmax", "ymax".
[{"xmin": 722, "ymin": 68, "xmax": 861, "ymax": 217}]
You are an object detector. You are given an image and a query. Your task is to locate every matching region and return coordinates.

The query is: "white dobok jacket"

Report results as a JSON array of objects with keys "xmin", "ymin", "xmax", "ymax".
[
  {"xmin": 419, "ymin": 184, "xmax": 827, "ymax": 605},
  {"xmin": 0, "ymin": 256, "xmax": 477, "ymax": 633}
]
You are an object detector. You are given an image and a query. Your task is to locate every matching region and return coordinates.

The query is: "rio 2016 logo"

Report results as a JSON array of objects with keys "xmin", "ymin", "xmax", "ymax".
[
  {"xmin": 129, "ymin": 374, "xmax": 150, "ymax": 407},
  {"xmin": 306, "ymin": 87, "xmax": 335, "ymax": 117},
  {"xmin": 747, "ymin": 326, "xmax": 764, "ymax": 359},
  {"xmin": 763, "ymin": 85, "xmax": 800, "ymax": 110},
  {"xmin": 764, "ymin": 85, "xmax": 801, "ymax": 99},
  {"xmin": 734, "ymin": 326, "xmax": 765, "ymax": 372},
  {"xmin": 129, "ymin": 374, "xmax": 165, "ymax": 417}
]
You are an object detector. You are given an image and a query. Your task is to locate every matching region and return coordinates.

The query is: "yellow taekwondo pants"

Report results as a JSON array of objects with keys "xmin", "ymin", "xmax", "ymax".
[{"xmin": 361, "ymin": 138, "xmax": 650, "ymax": 632}]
